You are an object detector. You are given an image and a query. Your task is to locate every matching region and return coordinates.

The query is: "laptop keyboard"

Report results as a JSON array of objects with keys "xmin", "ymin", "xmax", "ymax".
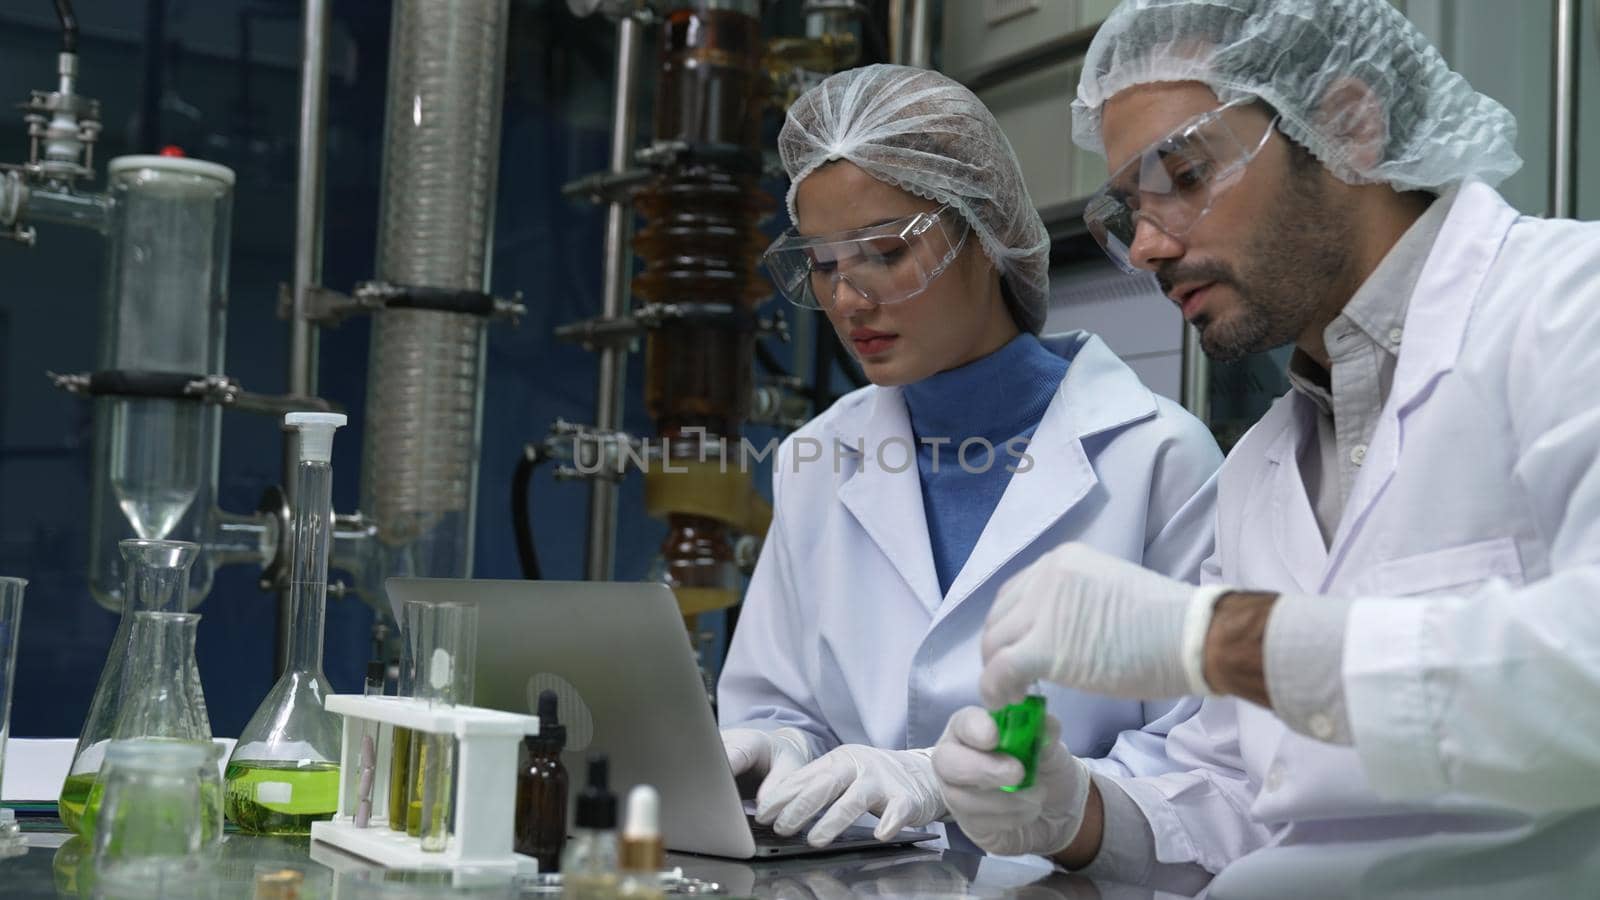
[{"xmin": 747, "ymin": 816, "xmax": 822, "ymax": 848}]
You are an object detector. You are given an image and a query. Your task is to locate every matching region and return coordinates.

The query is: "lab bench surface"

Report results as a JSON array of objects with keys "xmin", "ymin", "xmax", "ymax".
[{"xmin": 0, "ymin": 816, "xmax": 1189, "ymax": 898}]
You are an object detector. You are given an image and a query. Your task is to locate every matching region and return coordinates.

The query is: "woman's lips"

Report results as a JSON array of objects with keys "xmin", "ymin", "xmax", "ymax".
[{"xmin": 852, "ymin": 334, "xmax": 898, "ymax": 355}]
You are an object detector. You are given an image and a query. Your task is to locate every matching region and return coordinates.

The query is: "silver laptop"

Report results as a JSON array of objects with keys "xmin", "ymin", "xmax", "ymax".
[{"xmin": 385, "ymin": 577, "xmax": 936, "ymax": 859}]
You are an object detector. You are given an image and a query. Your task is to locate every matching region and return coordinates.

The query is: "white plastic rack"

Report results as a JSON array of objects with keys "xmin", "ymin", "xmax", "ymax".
[{"xmin": 310, "ymin": 694, "xmax": 540, "ymax": 876}]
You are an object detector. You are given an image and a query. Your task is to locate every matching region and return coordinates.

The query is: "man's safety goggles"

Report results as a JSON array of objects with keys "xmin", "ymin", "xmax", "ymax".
[
  {"xmin": 1084, "ymin": 97, "xmax": 1280, "ymax": 274},
  {"xmin": 763, "ymin": 205, "xmax": 970, "ymax": 310}
]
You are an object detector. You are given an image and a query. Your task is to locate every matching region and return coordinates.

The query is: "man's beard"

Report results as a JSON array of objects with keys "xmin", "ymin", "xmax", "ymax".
[{"xmin": 1160, "ymin": 170, "xmax": 1356, "ymax": 363}]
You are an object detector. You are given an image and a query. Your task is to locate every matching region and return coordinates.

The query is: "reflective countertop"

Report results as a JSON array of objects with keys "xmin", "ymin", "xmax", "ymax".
[{"xmin": 0, "ymin": 816, "xmax": 1192, "ymax": 898}]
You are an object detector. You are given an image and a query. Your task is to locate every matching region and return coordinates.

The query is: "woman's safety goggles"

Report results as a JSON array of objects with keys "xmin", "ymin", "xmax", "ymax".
[
  {"xmin": 763, "ymin": 205, "xmax": 970, "ymax": 310},
  {"xmin": 1084, "ymin": 97, "xmax": 1280, "ymax": 274}
]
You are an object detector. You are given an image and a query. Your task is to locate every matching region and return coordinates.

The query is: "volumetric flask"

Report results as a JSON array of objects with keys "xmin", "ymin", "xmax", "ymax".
[
  {"xmin": 225, "ymin": 413, "xmax": 347, "ymax": 835},
  {"xmin": 63, "ymin": 540, "xmax": 203, "ymax": 834},
  {"xmin": 80, "ymin": 610, "xmax": 212, "ymax": 836}
]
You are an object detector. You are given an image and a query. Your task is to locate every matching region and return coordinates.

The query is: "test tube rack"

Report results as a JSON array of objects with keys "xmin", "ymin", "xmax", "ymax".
[{"xmin": 311, "ymin": 695, "xmax": 541, "ymax": 876}]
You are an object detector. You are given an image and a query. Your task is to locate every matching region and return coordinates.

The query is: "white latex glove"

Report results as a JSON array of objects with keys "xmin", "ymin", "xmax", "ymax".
[
  {"xmin": 723, "ymin": 727, "xmax": 817, "ymax": 809},
  {"xmin": 755, "ymin": 744, "xmax": 945, "ymax": 848},
  {"xmin": 932, "ymin": 707, "xmax": 1092, "ymax": 857},
  {"xmin": 981, "ymin": 542, "xmax": 1230, "ymax": 706}
]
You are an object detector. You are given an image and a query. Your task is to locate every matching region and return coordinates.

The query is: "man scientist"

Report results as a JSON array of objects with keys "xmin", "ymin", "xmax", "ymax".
[{"xmin": 930, "ymin": 0, "xmax": 1600, "ymax": 894}]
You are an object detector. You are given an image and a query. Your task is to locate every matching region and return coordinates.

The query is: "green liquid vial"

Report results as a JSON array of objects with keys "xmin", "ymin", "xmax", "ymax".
[
  {"xmin": 991, "ymin": 695, "xmax": 1046, "ymax": 793},
  {"xmin": 222, "ymin": 761, "xmax": 341, "ymax": 835}
]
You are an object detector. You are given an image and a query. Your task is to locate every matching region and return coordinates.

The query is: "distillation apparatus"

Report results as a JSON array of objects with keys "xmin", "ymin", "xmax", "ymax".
[
  {"xmin": 540, "ymin": 0, "xmax": 864, "ymax": 634},
  {"xmin": 1, "ymin": 2, "xmax": 330, "ymax": 614}
]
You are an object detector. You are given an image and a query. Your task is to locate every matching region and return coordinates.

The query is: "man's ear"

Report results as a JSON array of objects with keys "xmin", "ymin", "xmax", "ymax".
[{"xmin": 1316, "ymin": 76, "xmax": 1387, "ymax": 172}]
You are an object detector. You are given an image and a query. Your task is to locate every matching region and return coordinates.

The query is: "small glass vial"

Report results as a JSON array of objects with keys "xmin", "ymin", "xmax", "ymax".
[
  {"xmin": 515, "ymin": 690, "xmax": 569, "ymax": 871},
  {"xmin": 617, "ymin": 785, "xmax": 665, "ymax": 900},
  {"xmin": 992, "ymin": 694, "xmax": 1047, "ymax": 792},
  {"xmin": 560, "ymin": 755, "xmax": 618, "ymax": 900}
]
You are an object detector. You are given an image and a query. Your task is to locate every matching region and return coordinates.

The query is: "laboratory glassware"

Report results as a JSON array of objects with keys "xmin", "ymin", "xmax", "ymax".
[
  {"xmin": 406, "ymin": 599, "xmax": 478, "ymax": 850},
  {"xmin": 62, "ymin": 540, "xmax": 204, "ymax": 833},
  {"xmin": 514, "ymin": 689, "xmax": 569, "ymax": 871},
  {"xmin": 561, "ymin": 755, "xmax": 619, "ymax": 900},
  {"xmin": 992, "ymin": 694, "xmax": 1047, "ymax": 792},
  {"xmin": 79, "ymin": 610, "xmax": 212, "ymax": 836},
  {"xmin": 225, "ymin": 412, "xmax": 347, "ymax": 835},
  {"xmin": 0, "ymin": 576, "xmax": 25, "ymax": 858},
  {"xmin": 90, "ymin": 739, "xmax": 211, "ymax": 899},
  {"xmin": 388, "ymin": 599, "xmax": 421, "ymax": 833},
  {"xmin": 87, "ymin": 157, "xmax": 234, "ymax": 613}
]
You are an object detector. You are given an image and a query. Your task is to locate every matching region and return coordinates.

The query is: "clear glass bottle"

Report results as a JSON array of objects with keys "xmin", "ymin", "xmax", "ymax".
[
  {"xmin": 61, "ymin": 540, "xmax": 204, "ymax": 834},
  {"xmin": 80, "ymin": 610, "xmax": 212, "ymax": 836},
  {"xmin": 225, "ymin": 413, "xmax": 347, "ymax": 835},
  {"xmin": 561, "ymin": 755, "xmax": 619, "ymax": 900}
]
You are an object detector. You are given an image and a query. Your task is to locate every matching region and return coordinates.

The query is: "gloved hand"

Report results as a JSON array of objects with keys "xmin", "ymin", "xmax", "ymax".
[
  {"xmin": 932, "ymin": 707, "xmax": 1092, "ymax": 857},
  {"xmin": 755, "ymin": 744, "xmax": 945, "ymax": 848},
  {"xmin": 981, "ymin": 542, "xmax": 1230, "ymax": 706},
  {"xmin": 723, "ymin": 727, "xmax": 817, "ymax": 809}
]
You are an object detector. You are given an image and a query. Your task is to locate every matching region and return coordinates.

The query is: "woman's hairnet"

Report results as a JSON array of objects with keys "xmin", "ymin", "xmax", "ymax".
[
  {"xmin": 778, "ymin": 64, "xmax": 1051, "ymax": 335},
  {"xmin": 1072, "ymin": 0, "xmax": 1522, "ymax": 192}
]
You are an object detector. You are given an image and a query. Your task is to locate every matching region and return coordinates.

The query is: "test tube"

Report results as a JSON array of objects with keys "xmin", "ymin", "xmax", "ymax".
[
  {"xmin": 389, "ymin": 600, "xmax": 422, "ymax": 833},
  {"xmin": 355, "ymin": 660, "xmax": 385, "ymax": 827},
  {"xmin": 407, "ymin": 600, "xmax": 478, "ymax": 851}
]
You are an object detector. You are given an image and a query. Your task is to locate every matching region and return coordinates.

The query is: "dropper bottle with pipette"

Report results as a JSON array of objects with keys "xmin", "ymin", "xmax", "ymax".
[{"xmin": 224, "ymin": 412, "xmax": 347, "ymax": 834}]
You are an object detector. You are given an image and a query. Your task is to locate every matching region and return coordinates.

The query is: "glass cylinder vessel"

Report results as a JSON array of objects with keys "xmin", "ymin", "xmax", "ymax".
[
  {"xmin": 224, "ymin": 414, "xmax": 347, "ymax": 835},
  {"xmin": 61, "ymin": 541, "xmax": 204, "ymax": 834},
  {"xmin": 86, "ymin": 156, "xmax": 234, "ymax": 614}
]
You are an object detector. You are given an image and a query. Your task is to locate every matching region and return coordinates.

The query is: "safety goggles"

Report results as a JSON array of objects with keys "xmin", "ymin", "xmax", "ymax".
[
  {"xmin": 1084, "ymin": 97, "xmax": 1281, "ymax": 274},
  {"xmin": 763, "ymin": 205, "xmax": 970, "ymax": 310}
]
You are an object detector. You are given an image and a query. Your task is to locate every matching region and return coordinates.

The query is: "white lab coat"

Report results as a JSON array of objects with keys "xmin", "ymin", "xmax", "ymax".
[
  {"xmin": 1108, "ymin": 181, "xmax": 1600, "ymax": 897},
  {"xmin": 719, "ymin": 331, "xmax": 1222, "ymax": 778}
]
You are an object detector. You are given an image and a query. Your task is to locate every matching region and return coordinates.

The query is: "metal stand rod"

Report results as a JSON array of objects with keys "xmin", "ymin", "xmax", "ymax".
[
  {"xmin": 584, "ymin": 13, "xmax": 643, "ymax": 583},
  {"xmin": 280, "ymin": 0, "xmax": 330, "ymax": 675},
  {"xmin": 1549, "ymin": 0, "xmax": 1580, "ymax": 219}
]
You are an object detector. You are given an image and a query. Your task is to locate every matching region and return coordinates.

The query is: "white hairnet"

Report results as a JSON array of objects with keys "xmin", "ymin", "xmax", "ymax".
[
  {"xmin": 778, "ymin": 64, "xmax": 1051, "ymax": 335},
  {"xmin": 1072, "ymin": 0, "xmax": 1522, "ymax": 192}
]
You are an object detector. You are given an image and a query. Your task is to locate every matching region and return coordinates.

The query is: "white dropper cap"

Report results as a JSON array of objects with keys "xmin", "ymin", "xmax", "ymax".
[
  {"xmin": 285, "ymin": 412, "xmax": 347, "ymax": 464},
  {"xmin": 623, "ymin": 784, "xmax": 660, "ymax": 840}
]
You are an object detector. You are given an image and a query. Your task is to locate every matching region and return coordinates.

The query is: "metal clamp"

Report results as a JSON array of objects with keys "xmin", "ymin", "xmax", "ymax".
[
  {"xmin": 750, "ymin": 375, "xmax": 811, "ymax": 431},
  {"xmin": 281, "ymin": 281, "xmax": 527, "ymax": 326},
  {"xmin": 48, "ymin": 370, "xmax": 337, "ymax": 416},
  {"xmin": 556, "ymin": 303, "xmax": 789, "ymax": 352},
  {"xmin": 539, "ymin": 419, "xmax": 656, "ymax": 483}
]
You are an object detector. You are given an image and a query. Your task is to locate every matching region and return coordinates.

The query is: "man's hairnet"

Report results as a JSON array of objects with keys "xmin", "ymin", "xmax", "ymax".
[
  {"xmin": 779, "ymin": 64, "xmax": 1051, "ymax": 335},
  {"xmin": 1072, "ymin": 0, "xmax": 1522, "ymax": 192}
]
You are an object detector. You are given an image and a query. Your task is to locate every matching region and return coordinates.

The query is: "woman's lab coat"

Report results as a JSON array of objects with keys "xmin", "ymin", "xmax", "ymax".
[
  {"xmin": 719, "ymin": 331, "xmax": 1222, "ymax": 778},
  {"xmin": 1107, "ymin": 181, "xmax": 1600, "ymax": 896}
]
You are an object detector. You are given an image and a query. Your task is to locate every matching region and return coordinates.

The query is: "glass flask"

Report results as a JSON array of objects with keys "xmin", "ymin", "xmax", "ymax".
[
  {"xmin": 225, "ymin": 413, "xmax": 347, "ymax": 835},
  {"xmin": 62, "ymin": 540, "xmax": 205, "ymax": 834},
  {"xmin": 80, "ymin": 610, "xmax": 212, "ymax": 836}
]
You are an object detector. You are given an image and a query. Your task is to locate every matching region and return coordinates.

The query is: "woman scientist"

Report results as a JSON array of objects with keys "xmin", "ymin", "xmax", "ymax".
[{"xmin": 717, "ymin": 64, "xmax": 1222, "ymax": 850}]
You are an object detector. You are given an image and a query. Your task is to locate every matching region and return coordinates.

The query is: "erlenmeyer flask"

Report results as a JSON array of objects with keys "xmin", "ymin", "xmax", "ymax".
[
  {"xmin": 225, "ymin": 413, "xmax": 347, "ymax": 835},
  {"xmin": 79, "ymin": 610, "xmax": 212, "ymax": 836},
  {"xmin": 61, "ymin": 540, "xmax": 203, "ymax": 834}
]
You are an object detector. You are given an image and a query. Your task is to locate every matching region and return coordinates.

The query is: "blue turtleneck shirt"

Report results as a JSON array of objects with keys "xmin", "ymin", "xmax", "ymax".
[{"xmin": 901, "ymin": 332, "xmax": 1069, "ymax": 596}]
